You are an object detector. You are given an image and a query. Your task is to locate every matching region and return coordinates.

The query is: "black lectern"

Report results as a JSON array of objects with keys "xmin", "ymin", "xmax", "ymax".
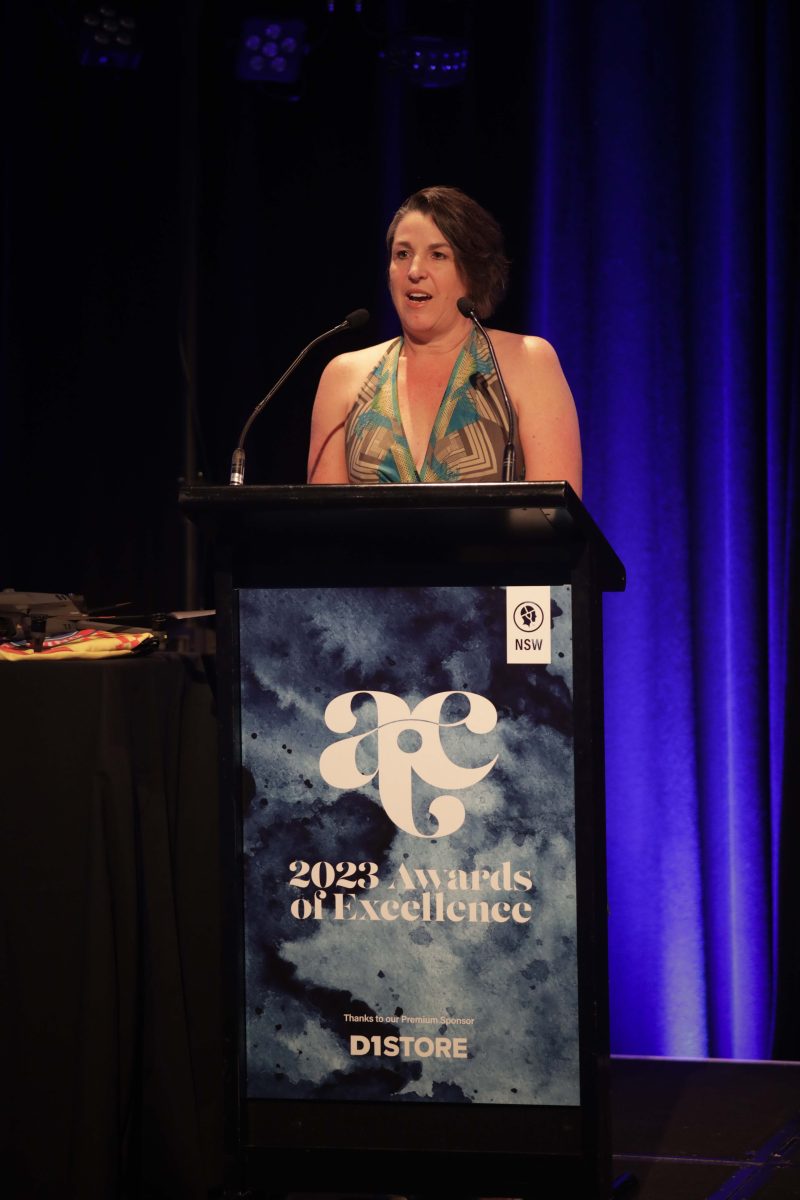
[{"xmin": 180, "ymin": 482, "xmax": 625, "ymax": 1200}]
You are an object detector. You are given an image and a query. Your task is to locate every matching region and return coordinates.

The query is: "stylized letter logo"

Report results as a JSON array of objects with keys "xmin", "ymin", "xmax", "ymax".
[{"xmin": 319, "ymin": 690, "xmax": 498, "ymax": 838}]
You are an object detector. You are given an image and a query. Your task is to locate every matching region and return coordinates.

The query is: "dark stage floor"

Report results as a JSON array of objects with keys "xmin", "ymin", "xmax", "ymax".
[
  {"xmin": 288, "ymin": 1057, "xmax": 800, "ymax": 1200},
  {"xmin": 610, "ymin": 1056, "xmax": 800, "ymax": 1199}
]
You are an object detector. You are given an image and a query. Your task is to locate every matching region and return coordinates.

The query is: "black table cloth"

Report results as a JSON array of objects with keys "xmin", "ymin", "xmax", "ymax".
[{"xmin": 0, "ymin": 653, "xmax": 222, "ymax": 1199}]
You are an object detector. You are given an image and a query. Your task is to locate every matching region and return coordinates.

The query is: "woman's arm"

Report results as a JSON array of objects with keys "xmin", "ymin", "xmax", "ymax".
[
  {"xmin": 307, "ymin": 341, "xmax": 394, "ymax": 483},
  {"xmin": 500, "ymin": 333, "xmax": 582, "ymax": 496},
  {"xmin": 306, "ymin": 355, "xmax": 353, "ymax": 483}
]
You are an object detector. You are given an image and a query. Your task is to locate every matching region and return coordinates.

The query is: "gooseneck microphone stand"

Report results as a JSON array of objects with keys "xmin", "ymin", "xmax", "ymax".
[
  {"xmin": 229, "ymin": 308, "xmax": 369, "ymax": 486},
  {"xmin": 457, "ymin": 296, "xmax": 517, "ymax": 483}
]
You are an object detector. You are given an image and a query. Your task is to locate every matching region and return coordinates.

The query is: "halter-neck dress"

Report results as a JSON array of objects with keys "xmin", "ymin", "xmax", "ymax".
[{"xmin": 344, "ymin": 329, "xmax": 525, "ymax": 483}]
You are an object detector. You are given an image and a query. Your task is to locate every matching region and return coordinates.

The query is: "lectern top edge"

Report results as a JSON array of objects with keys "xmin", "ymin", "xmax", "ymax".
[{"xmin": 178, "ymin": 481, "xmax": 626, "ymax": 592}]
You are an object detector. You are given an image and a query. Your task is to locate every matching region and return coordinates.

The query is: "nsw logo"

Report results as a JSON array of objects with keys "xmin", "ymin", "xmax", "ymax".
[
  {"xmin": 319, "ymin": 690, "xmax": 498, "ymax": 838},
  {"xmin": 506, "ymin": 585, "xmax": 552, "ymax": 663},
  {"xmin": 513, "ymin": 601, "xmax": 544, "ymax": 633}
]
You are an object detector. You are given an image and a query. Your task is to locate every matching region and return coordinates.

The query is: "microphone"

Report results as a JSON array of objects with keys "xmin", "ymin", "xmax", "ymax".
[
  {"xmin": 229, "ymin": 309, "xmax": 369, "ymax": 485},
  {"xmin": 457, "ymin": 297, "xmax": 517, "ymax": 482}
]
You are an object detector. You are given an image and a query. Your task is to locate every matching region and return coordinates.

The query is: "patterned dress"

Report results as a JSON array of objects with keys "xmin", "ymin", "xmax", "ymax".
[{"xmin": 344, "ymin": 329, "xmax": 525, "ymax": 483}]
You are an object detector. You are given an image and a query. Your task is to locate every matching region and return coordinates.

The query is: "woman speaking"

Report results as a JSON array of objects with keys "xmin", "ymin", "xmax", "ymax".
[{"xmin": 307, "ymin": 185, "xmax": 581, "ymax": 495}]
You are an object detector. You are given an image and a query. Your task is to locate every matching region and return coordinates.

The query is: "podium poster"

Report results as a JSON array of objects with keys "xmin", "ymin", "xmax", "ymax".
[{"xmin": 238, "ymin": 583, "xmax": 579, "ymax": 1109}]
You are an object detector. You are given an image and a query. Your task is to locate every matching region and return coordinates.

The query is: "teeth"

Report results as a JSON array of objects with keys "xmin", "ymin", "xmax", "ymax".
[{"xmin": 408, "ymin": 293, "xmax": 431, "ymax": 300}]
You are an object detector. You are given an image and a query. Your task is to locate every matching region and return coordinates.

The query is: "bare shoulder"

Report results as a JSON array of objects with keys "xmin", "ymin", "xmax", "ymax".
[
  {"xmin": 316, "ymin": 338, "xmax": 396, "ymax": 397},
  {"xmin": 308, "ymin": 338, "xmax": 396, "ymax": 483},
  {"xmin": 489, "ymin": 330, "xmax": 572, "ymax": 401},
  {"xmin": 313, "ymin": 338, "xmax": 394, "ymax": 423},
  {"xmin": 486, "ymin": 328, "xmax": 582, "ymax": 494},
  {"xmin": 489, "ymin": 329, "xmax": 563, "ymax": 371}
]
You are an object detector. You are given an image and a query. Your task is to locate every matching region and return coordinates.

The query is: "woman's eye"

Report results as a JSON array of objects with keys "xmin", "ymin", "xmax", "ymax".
[{"xmin": 395, "ymin": 248, "xmax": 409, "ymax": 259}]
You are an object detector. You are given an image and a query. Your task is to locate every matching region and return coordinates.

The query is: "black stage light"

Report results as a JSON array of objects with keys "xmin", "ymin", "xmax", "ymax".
[
  {"xmin": 381, "ymin": 34, "xmax": 469, "ymax": 89},
  {"xmin": 79, "ymin": 5, "xmax": 142, "ymax": 70},
  {"xmin": 235, "ymin": 16, "xmax": 308, "ymax": 85}
]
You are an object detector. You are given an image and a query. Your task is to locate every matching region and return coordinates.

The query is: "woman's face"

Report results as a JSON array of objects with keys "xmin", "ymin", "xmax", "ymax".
[{"xmin": 388, "ymin": 210, "xmax": 470, "ymax": 339}]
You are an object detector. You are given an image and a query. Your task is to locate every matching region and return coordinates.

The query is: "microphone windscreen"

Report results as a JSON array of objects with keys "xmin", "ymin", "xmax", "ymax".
[
  {"xmin": 457, "ymin": 296, "xmax": 476, "ymax": 317},
  {"xmin": 344, "ymin": 308, "xmax": 370, "ymax": 330}
]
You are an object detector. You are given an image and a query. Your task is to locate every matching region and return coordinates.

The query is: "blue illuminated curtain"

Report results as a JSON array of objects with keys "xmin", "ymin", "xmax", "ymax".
[{"xmin": 523, "ymin": 0, "xmax": 798, "ymax": 1057}]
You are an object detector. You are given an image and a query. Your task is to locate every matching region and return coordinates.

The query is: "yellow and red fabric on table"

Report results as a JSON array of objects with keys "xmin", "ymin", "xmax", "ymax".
[{"xmin": 0, "ymin": 626, "xmax": 160, "ymax": 661}]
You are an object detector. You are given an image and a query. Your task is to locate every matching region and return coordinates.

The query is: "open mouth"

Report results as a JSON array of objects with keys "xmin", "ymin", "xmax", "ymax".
[{"xmin": 406, "ymin": 291, "xmax": 432, "ymax": 303}]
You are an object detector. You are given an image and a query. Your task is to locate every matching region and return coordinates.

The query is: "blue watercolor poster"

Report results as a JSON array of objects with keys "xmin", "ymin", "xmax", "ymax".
[{"xmin": 238, "ymin": 585, "xmax": 579, "ymax": 1106}]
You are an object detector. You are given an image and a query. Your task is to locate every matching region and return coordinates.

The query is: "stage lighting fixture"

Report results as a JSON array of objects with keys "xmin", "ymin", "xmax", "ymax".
[
  {"xmin": 235, "ymin": 17, "xmax": 308, "ymax": 84},
  {"xmin": 79, "ymin": 6, "xmax": 141, "ymax": 70},
  {"xmin": 382, "ymin": 34, "xmax": 469, "ymax": 89}
]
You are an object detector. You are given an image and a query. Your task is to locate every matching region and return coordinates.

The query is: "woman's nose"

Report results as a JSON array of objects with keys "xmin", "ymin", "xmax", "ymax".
[{"xmin": 408, "ymin": 254, "xmax": 426, "ymax": 279}]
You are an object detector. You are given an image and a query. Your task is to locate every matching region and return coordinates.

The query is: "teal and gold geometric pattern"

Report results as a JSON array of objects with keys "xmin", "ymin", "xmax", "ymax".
[{"xmin": 345, "ymin": 330, "xmax": 525, "ymax": 483}]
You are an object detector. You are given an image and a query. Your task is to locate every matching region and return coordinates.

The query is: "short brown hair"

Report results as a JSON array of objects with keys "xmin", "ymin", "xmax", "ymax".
[{"xmin": 386, "ymin": 186, "xmax": 509, "ymax": 320}]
